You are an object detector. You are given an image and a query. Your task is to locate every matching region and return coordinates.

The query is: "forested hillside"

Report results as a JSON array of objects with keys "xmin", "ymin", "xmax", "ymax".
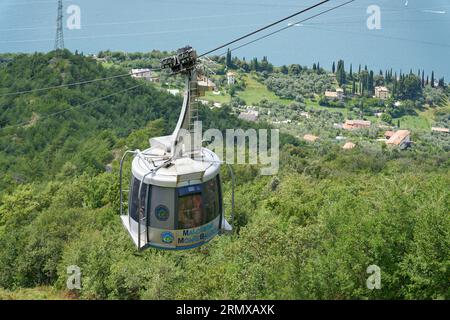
[
  {"xmin": 0, "ymin": 51, "xmax": 448, "ymax": 300},
  {"xmin": 0, "ymin": 51, "xmax": 181, "ymax": 191}
]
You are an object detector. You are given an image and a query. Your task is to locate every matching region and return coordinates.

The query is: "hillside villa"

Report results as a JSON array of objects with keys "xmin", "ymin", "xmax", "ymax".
[
  {"xmin": 238, "ymin": 110, "xmax": 259, "ymax": 122},
  {"xmin": 431, "ymin": 127, "xmax": 450, "ymax": 134},
  {"xmin": 325, "ymin": 88, "xmax": 344, "ymax": 100},
  {"xmin": 131, "ymin": 68, "xmax": 153, "ymax": 81},
  {"xmin": 343, "ymin": 119, "xmax": 371, "ymax": 130},
  {"xmin": 374, "ymin": 86, "xmax": 389, "ymax": 100},
  {"xmin": 386, "ymin": 130, "xmax": 411, "ymax": 149},
  {"xmin": 227, "ymin": 71, "xmax": 237, "ymax": 85},
  {"xmin": 197, "ymin": 76, "xmax": 217, "ymax": 95}
]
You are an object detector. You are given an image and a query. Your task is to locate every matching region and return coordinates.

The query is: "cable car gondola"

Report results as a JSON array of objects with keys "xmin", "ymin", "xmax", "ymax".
[{"xmin": 119, "ymin": 46, "xmax": 233, "ymax": 251}]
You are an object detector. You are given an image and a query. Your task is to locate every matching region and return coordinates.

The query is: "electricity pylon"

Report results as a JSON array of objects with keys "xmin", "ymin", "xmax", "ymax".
[{"xmin": 54, "ymin": 0, "xmax": 64, "ymax": 50}]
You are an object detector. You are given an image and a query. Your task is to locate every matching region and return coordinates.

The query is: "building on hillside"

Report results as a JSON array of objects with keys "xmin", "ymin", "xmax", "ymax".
[
  {"xmin": 343, "ymin": 142, "xmax": 356, "ymax": 150},
  {"xmin": 238, "ymin": 110, "xmax": 259, "ymax": 122},
  {"xmin": 227, "ymin": 71, "xmax": 237, "ymax": 85},
  {"xmin": 167, "ymin": 89, "xmax": 180, "ymax": 96},
  {"xmin": 92, "ymin": 55, "xmax": 108, "ymax": 63},
  {"xmin": 198, "ymin": 76, "xmax": 217, "ymax": 90},
  {"xmin": 386, "ymin": 130, "xmax": 411, "ymax": 149},
  {"xmin": 325, "ymin": 91, "xmax": 337, "ymax": 99},
  {"xmin": 131, "ymin": 68, "xmax": 153, "ymax": 81},
  {"xmin": 343, "ymin": 119, "xmax": 371, "ymax": 130},
  {"xmin": 197, "ymin": 76, "xmax": 217, "ymax": 96},
  {"xmin": 325, "ymin": 88, "xmax": 344, "ymax": 100},
  {"xmin": 374, "ymin": 86, "xmax": 389, "ymax": 100},
  {"xmin": 431, "ymin": 127, "xmax": 450, "ymax": 134},
  {"xmin": 303, "ymin": 134, "xmax": 319, "ymax": 142}
]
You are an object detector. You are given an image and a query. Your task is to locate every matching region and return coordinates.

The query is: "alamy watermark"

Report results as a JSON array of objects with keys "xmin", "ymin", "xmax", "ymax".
[
  {"xmin": 366, "ymin": 264, "xmax": 381, "ymax": 290},
  {"xmin": 67, "ymin": 265, "xmax": 81, "ymax": 290},
  {"xmin": 67, "ymin": 4, "xmax": 81, "ymax": 30},
  {"xmin": 367, "ymin": 5, "xmax": 382, "ymax": 30},
  {"xmin": 177, "ymin": 121, "xmax": 279, "ymax": 175}
]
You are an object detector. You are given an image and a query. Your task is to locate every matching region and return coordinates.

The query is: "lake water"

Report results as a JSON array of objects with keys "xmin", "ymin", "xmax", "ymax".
[{"xmin": 0, "ymin": 0, "xmax": 449, "ymax": 78}]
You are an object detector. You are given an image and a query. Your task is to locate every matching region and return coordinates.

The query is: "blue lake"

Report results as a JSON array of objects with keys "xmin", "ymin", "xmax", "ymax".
[{"xmin": 0, "ymin": 0, "xmax": 449, "ymax": 78}]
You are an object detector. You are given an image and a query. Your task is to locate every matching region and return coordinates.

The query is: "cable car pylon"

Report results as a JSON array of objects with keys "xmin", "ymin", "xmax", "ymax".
[{"xmin": 120, "ymin": 46, "xmax": 233, "ymax": 251}]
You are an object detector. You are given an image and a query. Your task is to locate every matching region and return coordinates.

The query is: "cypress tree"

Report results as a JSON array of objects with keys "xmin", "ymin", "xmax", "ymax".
[
  {"xmin": 393, "ymin": 78, "xmax": 397, "ymax": 97},
  {"xmin": 431, "ymin": 71, "xmax": 435, "ymax": 87},
  {"xmin": 226, "ymin": 48, "xmax": 232, "ymax": 68},
  {"xmin": 368, "ymin": 70, "xmax": 374, "ymax": 93},
  {"xmin": 366, "ymin": 72, "xmax": 370, "ymax": 94},
  {"xmin": 336, "ymin": 60, "xmax": 346, "ymax": 86}
]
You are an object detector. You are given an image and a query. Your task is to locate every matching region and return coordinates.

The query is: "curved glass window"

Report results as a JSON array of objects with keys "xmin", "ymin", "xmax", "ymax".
[
  {"xmin": 178, "ymin": 193, "xmax": 203, "ymax": 229},
  {"xmin": 177, "ymin": 177, "xmax": 221, "ymax": 229},
  {"xmin": 129, "ymin": 177, "xmax": 148, "ymax": 222},
  {"xmin": 203, "ymin": 178, "xmax": 220, "ymax": 223}
]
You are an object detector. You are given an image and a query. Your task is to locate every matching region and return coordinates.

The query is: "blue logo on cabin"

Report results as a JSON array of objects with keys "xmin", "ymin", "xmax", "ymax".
[
  {"xmin": 161, "ymin": 231, "xmax": 174, "ymax": 244},
  {"xmin": 155, "ymin": 205, "xmax": 170, "ymax": 221}
]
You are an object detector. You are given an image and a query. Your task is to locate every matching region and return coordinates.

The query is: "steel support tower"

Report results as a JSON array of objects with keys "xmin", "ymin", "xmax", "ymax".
[{"xmin": 54, "ymin": 0, "xmax": 64, "ymax": 50}]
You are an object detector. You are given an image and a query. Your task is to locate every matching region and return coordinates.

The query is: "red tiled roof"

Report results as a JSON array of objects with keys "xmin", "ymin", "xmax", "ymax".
[
  {"xmin": 387, "ymin": 130, "xmax": 411, "ymax": 145},
  {"xmin": 303, "ymin": 134, "xmax": 319, "ymax": 142}
]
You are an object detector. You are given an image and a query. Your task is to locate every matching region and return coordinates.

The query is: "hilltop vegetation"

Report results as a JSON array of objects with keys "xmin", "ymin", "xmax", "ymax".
[
  {"xmin": 0, "ymin": 50, "xmax": 183, "ymax": 191},
  {"xmin": 0, "ymin": 51, "xmax": 449, "ymax": 300}
]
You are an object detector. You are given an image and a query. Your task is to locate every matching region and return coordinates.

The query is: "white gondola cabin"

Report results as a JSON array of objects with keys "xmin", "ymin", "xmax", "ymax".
[{"xmin": 120, "ymin": 46, "xmax": 233, "ymax": 250}]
